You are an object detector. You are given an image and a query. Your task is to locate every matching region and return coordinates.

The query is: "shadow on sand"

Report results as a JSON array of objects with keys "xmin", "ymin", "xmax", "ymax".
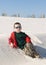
[{"xmin": 35, "ymin": 45, "xmax": 46, "ymax": 58}]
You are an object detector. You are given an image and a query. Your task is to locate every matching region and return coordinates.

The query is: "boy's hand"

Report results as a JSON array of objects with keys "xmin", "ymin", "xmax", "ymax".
[{"xmin": 10, "ymin": 43, "xmax": 13, "ymax": 48}]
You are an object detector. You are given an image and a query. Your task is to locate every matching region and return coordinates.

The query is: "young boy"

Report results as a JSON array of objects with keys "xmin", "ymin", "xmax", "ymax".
[{"xmin": 9, "ymin": 22, "xmax": 40, "ymax": 58}]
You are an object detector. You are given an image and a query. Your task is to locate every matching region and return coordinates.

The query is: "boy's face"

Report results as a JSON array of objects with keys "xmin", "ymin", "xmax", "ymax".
[{"xmin": 14, "ymin": 24, "xmax": 22, "ymax": 33}]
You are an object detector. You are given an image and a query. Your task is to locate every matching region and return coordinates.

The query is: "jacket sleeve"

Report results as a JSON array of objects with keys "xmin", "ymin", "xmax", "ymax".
[
  {"xmin": 9, "ymin": 32, "xmax": 17, "ymax": 48},
  {"xmin": 9, "ymin": 32, "xmax": 14, "ymax": 44},
  {"xmin": 25, "ymin": 35, "xmax": 32, "ymax": 43}
]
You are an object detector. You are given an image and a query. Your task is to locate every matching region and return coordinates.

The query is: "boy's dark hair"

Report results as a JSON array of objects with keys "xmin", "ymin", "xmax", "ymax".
[{"xmin": 14, "ymin": 22, "xmax": 21, "ymax": 28}]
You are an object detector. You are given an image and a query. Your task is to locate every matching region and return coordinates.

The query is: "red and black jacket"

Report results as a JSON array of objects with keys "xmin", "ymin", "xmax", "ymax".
[{"xmin": 9, "ymin": 32, "xmax": 32, "ymax": 48}]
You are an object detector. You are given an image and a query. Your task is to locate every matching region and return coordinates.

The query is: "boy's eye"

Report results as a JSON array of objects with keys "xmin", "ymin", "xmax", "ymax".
[{"xmin": 15, "ymin": 26, "xmax": 21, "ymax": 29}]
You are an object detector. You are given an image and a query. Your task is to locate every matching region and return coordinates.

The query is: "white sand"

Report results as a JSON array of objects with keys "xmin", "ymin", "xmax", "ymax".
[
  {"xmin": 0, "ymin": 37, "xmax": 46, "ymax": 65},
  {"xmin": 0, "ymin": 16, "xmax": 46, "ymax": 65}
]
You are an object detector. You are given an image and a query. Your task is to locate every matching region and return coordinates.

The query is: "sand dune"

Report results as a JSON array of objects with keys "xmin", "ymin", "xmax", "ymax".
[
  {"xmin": 0, "ymin": 17, "xmax": 46, "ymax": 65},
  {"xmin": 0, "ymin": 36, "xmax": 46, "ymax": 65}
]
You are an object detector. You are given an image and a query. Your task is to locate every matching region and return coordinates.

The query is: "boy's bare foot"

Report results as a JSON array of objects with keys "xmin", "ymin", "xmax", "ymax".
[
  {"xmin": 31, "ymin": 53, "xmax": 40, "ymax": 58},
  {"xmin": 34, "ymin": 54, "xmax": 40, "ymax": 58}
]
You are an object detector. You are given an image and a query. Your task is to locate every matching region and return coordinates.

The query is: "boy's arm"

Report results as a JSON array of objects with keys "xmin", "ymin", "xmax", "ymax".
[
  {"xmin": 9, "ymin": 32, "xmax": 17, "ymax": 48},
  {"xmin": 9, "ymin": 33, "xmax": 14, "ymax": 44},
  {"xmin": 25, "ymin": 35, "xmax": 32, "ymax": 43},
  {"xmin": 9, "ymin": 32, "xmax": 14, "ymax": 48}
]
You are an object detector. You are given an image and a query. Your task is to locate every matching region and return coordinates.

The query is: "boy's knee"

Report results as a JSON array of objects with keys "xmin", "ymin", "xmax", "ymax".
[
  {"xmin": 25, "ymin": 43, "xmax": 33, "ymax": 48},
  {"xmin": 25, "ymin": 43, "xmax": 31, "ymax": 47}
]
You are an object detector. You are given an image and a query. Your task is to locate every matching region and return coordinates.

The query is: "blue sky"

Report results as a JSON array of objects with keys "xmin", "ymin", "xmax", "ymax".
[{"xmin": 0, "ymin": 0, "xmax": 46, "ymax": 17}]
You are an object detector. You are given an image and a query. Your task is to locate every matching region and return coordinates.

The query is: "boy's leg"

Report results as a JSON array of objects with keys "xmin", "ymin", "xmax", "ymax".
[{"xmin": 23, "ymin": 43, "xmax": 40, "ymax": 58}]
